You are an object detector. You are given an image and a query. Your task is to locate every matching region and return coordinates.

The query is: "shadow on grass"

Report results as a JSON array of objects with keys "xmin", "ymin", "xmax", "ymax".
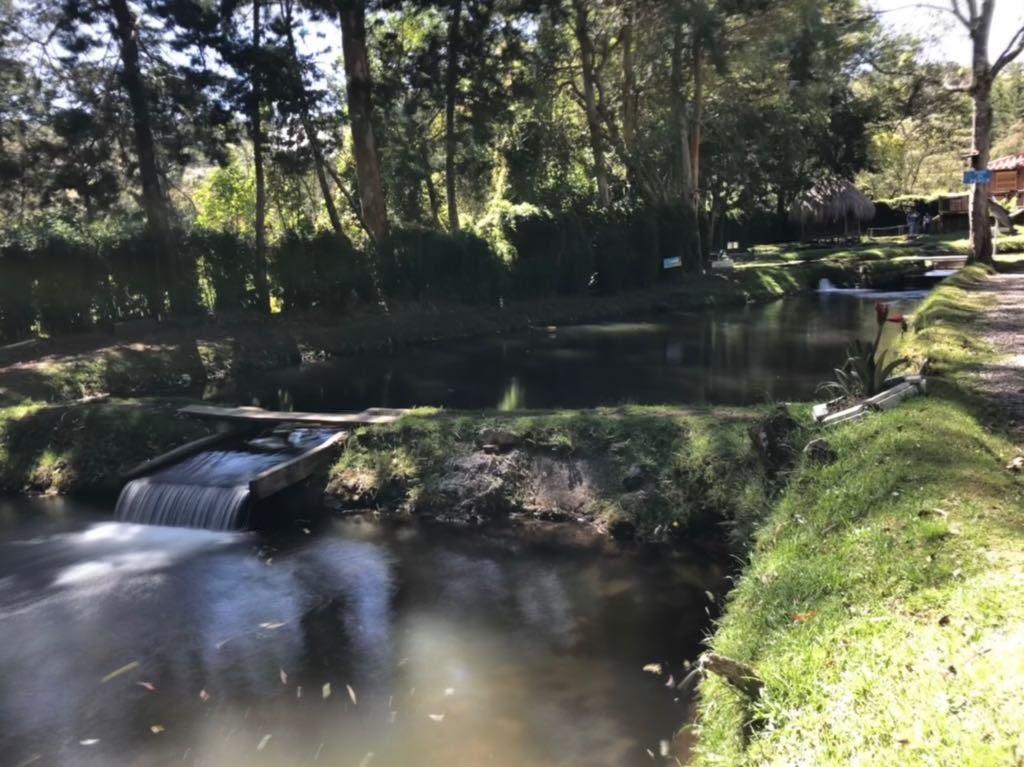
[{"xmin": 0, "ymin": 400, "xmax": 210, "ymax": 497}]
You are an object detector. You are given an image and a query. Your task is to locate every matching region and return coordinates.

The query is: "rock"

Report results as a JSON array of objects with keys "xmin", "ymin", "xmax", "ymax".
[
  {"xmin": 607, "ymin": 516, "xmax": 636, "ymax": 541},
  {"xmin": 476, "ymin": 428, "xmax": 520, "ymax": 451},
  {"xmin": 803, "ymin": 438, "xmax": 837, "ymax": 466},
  {"xmin": 536, "ymin": 509, "xmax": 569, "ymax": 523},
  {"xmin": 622, "ymin": 465, "xmax": 646, "ymax": 491},
  {"xmin": 1007, "ymin": 455, "xmax": 1023, "ymax": 473},
  {"xmin": 749, "ymin": 405, "xmax": 800, "ymax": 478}
]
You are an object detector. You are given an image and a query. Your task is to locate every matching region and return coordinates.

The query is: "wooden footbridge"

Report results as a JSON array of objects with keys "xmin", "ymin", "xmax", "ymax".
[{"xmin": 124, "ymin": 405, "xmax": 409, "ymax": 502}]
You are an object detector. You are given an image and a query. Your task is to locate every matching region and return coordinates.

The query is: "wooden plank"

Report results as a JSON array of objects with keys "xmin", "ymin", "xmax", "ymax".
[
  {"xmin": 822, "ymin": 403, "xmax": 866, "ymax": 427},
  {"xmin": 121, "ymin": 429, "xmax": 236, "ymax": 480},
  {"xmin": 249, "ymin": 430, "xmax": 349, "ymax": 500},
  {"xmin": 865, "ymin": 381, "xmax": 920, "ymax": 412},
  {"xmin": 180, "ymin": 404, "xmax": 410, "ymax": 427}
]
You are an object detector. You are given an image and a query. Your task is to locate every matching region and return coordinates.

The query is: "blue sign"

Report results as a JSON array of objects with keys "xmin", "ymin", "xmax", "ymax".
[
  {"xmin": 662, "ymin": 256, "xmax": 682, "ymax": 270},
  {"xmin": 963, "ymin": 169, "xmax": 993, "ymax": 184}
]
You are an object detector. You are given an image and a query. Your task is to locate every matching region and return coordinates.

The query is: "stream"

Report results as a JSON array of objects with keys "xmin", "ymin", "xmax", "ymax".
[
  {"xmin": 217, "ymin": 290, "xmax": 927, "ymax": 411},
  {"xmin": 0, "ymin": 288, "xmax": 930, "ymax": 766},
  {"xmin": 0, "ymin": 497, "xmax": 724, "ymax": 767}
]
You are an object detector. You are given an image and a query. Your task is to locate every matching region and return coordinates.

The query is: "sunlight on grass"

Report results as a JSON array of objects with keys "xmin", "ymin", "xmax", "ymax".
[{"xmin": 696, "ymin": 267, "xmax": 1024, "ymax": 767}]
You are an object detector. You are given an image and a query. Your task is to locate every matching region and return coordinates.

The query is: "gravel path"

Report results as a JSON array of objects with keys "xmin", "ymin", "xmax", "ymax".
[{"xmin": 974, "ymin": 273, "xmax": 1024, "ymax": 444}]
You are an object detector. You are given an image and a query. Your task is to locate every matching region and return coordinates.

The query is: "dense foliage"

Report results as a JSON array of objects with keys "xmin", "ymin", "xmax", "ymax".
[{"xmin": 0, "ymin": 0, "xmax": 1021, "ymax": 336}]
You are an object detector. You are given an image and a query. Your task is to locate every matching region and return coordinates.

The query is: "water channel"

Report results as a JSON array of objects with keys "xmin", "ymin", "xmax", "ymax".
[
  {"xmin": 217, "ymin": 289, "xmax": 927, "ymax": 412},
  {"xmin": 0, "ymin": 288, "xmax": 929, "ymax": 766},
  {"xmin": 0, "ymin": 498, "xmax": 722, "ymax": 767}
]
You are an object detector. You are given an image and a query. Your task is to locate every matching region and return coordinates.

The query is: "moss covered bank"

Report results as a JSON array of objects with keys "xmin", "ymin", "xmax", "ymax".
[{"xmin": 693, "ymin": 267, "xmax": 1024, "ymax": 765}]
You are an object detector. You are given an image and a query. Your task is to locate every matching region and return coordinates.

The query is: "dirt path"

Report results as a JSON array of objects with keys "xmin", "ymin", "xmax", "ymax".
[{"xmin": 975, "ymin": 273, "xmax": 1024, "ymax": 443}]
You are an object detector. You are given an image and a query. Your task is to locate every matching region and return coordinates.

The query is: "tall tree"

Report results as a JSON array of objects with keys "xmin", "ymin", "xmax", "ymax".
[
  {"xmin": 945, "ymin": 0, "xmax": 1024, "ymax": 265},
  {"xmin": 109, "ymin": 0, "xmax": 173, "ymax": 306},
  {"xmin": 444, "ymin": 0, "xmax": 464, "ymax": 230},
  {"xmin": 337, "ymin": 0, "xmax": 389, "ymax": 243},
  {"xmin": 571, "ymin": 0, "xmax": 611, "ymax": 208},
  {"xmin": 282, "ymin": 0, "xmax": 352, "ymax": 244},
  {"xmin": 251, "ymin": 0, "xmax": 270, "ymax": 312}
]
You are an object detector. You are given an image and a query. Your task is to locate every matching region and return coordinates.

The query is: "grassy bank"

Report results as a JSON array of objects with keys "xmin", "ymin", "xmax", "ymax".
[
  {"xmin": 694, "ymin": 269, "xmax": 1024, "ymax": 765},
  {"xmin": 0, "ymin": 399, "xmax": 211, "ymax": 496},
  {"xmin": 328, "ymin": 406, "xmax": 781, "ymax": 542}
]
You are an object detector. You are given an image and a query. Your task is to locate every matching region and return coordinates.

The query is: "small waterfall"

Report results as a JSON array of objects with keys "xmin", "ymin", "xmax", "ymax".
[
  {"xmin": 817, "ymin": 277, "xmax": 837, "ymax": 292},
  {"xmin": 115, "ymin": 448, "xmax": 291, "ymax": 531},
  {"xmin": 116, "ymin": 480, "xmax": 251, "ymax": 531}
]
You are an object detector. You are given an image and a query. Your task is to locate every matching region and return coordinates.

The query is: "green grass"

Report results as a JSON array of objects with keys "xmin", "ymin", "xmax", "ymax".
[
  {"xmin": 329, "ymin": 405, "xmax": 777, "ymax": 540},
  {"xmin": 0, "ymin": 399, "xmax": 211, "ymax": 496},
  {"xmin": 695, "ymin": 268, "xmax": 1024, "ymax": 766},
  {"xmin": 744, "ymin": 232, "xmax": 1024, "ymax": 268},
  {"xmin": 903, "ymin": 265, "xmax": 998, "ymax": 382}
]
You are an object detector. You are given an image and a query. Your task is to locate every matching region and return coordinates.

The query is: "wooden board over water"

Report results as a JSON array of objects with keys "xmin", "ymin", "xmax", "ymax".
[
  {"xmin": 179, "ymin": 404, "xmax": 411, "ymax": 426},
  {"xmin": 248, "ymin": 430, "xmax": 349, "ymax": 499}
]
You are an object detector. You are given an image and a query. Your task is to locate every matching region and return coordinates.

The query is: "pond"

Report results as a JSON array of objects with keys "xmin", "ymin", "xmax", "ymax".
[
  {"xmin": 0, "ymin": 497, "xmax": 724, "ymax": 767},
  {"xmin": 218, "ymin": 290, "xmax": 927, "ymax": 412}
]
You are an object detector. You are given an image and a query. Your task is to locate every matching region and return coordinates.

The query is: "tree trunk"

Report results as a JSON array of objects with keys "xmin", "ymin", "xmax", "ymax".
[
  {"xmin": 690, "ymin": 43, "xmax": 704, "ymax": 198},
  {"xmin": 109, "ymin": 0, "xmax": 172, "ymax": 317},
  {"xmin": 621, "ymin": 0, "xmax": 637, "ymax": 155},
  {"xmin": 670, "ymin": 14, "xmax": 700, "ymax": 268},
  {"xmin": 283, "ymin": 0, "xmax": 350, "ymax": 246},
  {"xmin": 968, "ymin": 14, "xmax": 995, "ymax": 268},
  {"xmin": 444, "ymin": 0, "xmax": 463, "ymax": 231},
  {"xmin": 572, "ymin": 0, "xmax": 610, "ymax": 208},
  {"xmin": 422, "ymin": 142, "xmax": 441, "ymax": 225},
  {"xmin": 339, "ymin": 0, "xmax": 389, "ymax": 244},
  {"xmin": 251, "ymin": 0, "xmax": 270, "ymax": 313}
]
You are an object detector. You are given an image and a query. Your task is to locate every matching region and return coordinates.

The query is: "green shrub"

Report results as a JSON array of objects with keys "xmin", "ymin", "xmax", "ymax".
[
  {"xmin": 33, "ymin": 236, "xmax": 105, "ymax": 333},
  {"xmin": 379, "ymin": 226, "xmax": 508, "ymax": 304},
  {"xmin": 272, "ymin": 230, "xmax": 368, "ymax": 313},
  {"xmin": 192, "ymin": 230, "xmax": 259, "ymax": 312},
  {"xmin": 0, "ymin": 243, "xmax": 35, "ymax": 341}
]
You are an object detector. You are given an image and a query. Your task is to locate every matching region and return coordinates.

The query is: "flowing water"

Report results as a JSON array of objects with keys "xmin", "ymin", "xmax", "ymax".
[
  {"xmin": 216, "ymin": 290, "xmax": 927, "ymax": 412},
  {"xmin": 0, "ymin": 497, "xmax": 724, "ymax": 767},
  {"xmin": 116, "ymin": 429, "xmax": 339, "ymax": 531}
]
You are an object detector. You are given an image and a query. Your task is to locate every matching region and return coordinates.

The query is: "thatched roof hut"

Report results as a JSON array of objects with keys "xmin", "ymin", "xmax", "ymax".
[{"xmin": 790, "ymin": 179, "xmax": 876, "ymax": 236}]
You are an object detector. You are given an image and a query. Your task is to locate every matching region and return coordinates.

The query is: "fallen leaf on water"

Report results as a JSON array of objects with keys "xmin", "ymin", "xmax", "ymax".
[
  {"xmin": 257, "ymin": 734, "xmax": 272, "ymax": 752},
  {"xmin": 260, "ymin": 622, "xmax": 286, "ymax": 630},
  {"xmin": 642, "ymin": 663, "xmax": 662, "ymax": 675},
  {"xmin": 665, "ymin": 675, "xmax": 674, "ymax": 688},
  {"xmin": 279, "ymin": 668, "xmax": 288, "ymax": 685},
  {"xmin": 137, "ymin": 681, "xmax": 156, "ymax": 692},
  {"xmin": 101, "ymin": 661, "xmax": 140, "ymax": 683},
  {"xmin": 322, "ymin": 683, "xmax": 331, "ymax": 699},
  {"xmin": 150, "ymin": 725, "xmax": 165, "ymax": 734},
  {"xmin": 428, "ymin": 713, "xmax": 445, "ymax": 723},
  {"xmin": 347, "ymin": 684, "xmax": 358, "ymax": 705},
  {"xmin": 199, "ymin": 689, "xmax": 210, "ymax": 703},
  {"xmin": 302, "ymin": 528, "xmax": 311, "ymax": 535},
  {"xmin": 79, "ymin": 739, "xmax": 100, "ymax": 746}
]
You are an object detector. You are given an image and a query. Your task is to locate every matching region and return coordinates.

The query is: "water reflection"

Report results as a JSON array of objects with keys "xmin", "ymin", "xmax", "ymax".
[
  {"xmin": 0, "ymin": 501, "xmax": 723, "ymax": 766},
  {"xmin": 218, "ymin": 291, "xmax": 925, "ymax": 412}
]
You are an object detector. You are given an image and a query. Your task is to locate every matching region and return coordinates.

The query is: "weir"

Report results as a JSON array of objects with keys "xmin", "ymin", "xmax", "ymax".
[{"xmin": 115, "ymin": 406, "xmax": 408, "ymax": 531}]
